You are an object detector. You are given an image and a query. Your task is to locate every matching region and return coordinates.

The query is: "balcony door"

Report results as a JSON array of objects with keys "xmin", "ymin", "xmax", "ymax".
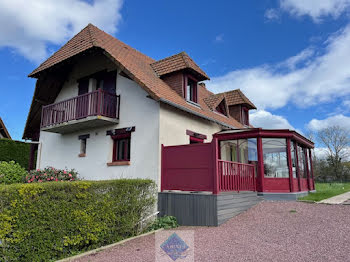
[{"xmin": 76, "ymin": 79, "xmax": 89, "ymax": 119}]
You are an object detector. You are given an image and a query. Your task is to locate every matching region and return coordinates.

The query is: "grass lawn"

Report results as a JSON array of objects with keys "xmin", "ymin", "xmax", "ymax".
[{"xmin": 299, "ymin": 182, "xmax": 350, "ymax": 202}]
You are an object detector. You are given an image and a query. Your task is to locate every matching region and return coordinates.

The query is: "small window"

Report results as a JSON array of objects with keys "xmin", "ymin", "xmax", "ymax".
[
  {"xmin": 185, "ymin": 76, "xmax": 198, "ymax": 103},
  {"xmin": 113, "ymin": 134, "xmax": 131, "ymax": 161},
  {"xmin": 216, "ymin": 100, "xmax": 227, "ymax": 116},
  {"xmin": 78, "ymin": 134, "xmax": 89, "ymax": 157},
  {"xmin": 80, "ymin": 139, "xmax": 87, "ymax": 154},
  {"xmin": 242, "ymin": 107, "xmax": 249, "ymax": 125}
]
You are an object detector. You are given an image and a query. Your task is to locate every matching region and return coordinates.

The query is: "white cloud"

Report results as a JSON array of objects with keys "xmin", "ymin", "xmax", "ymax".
[
  {"xmin": 280, "ymin": 0, "xmax": 350, "ymax": 22},
  {"xmin": 250, "ymin": 110, "xmax": 295, "ymax": 130},
  {"xmin": 214, "ymin": 34, "xmax": 224, "ymax": 43},
  {"xmin": 0, "ymin": 0, "xmax": 123, "ymax": 62},
  {"xmin": 307, "ymin": 114, "xmax": 350, "ymax": 131},
  {"xmin": 343, "ymin": 100, "xmax": 350, "ymax": 109},
  {"xmin": 265, "ymin": 9, "xmax": 280, "ymax": 20},
  {"xmin": 207, "ymin": 25, "xmax": 350, "ymax": 110}
]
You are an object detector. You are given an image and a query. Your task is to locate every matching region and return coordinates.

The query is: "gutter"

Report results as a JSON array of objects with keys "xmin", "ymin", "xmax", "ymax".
[{"xmin": 159, "ymin": 98, "xmax": 236, "ymax": 130}]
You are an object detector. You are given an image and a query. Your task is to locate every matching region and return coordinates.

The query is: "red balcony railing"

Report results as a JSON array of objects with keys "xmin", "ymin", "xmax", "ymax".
[
  {"xmin": 41, "ymin": 89, "xmax": 120, "ymax": 128},
  {"xmin": 218, "ymin": 160, "xmax": 256, "ymax": 192}
]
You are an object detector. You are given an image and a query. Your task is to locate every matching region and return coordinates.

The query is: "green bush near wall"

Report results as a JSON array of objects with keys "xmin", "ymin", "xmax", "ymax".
[
  {"xmin": 0, "ymin": 179, "xmax": 156, "ymax": 262},
  {"xmin": 0, "ymin": 139, "xmax": 33, "ymax": 170}
]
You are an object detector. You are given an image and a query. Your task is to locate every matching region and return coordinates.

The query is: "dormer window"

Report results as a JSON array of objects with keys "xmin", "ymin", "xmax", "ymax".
[
  {"xmin": 215, "ymin": 100, "xmax": 227, "ymax": 116},
  {"xmin": 184, "ymin": 75, "xmax": 198, "ymax": 103},
  {"xmin": 242, "ymin": 106, "xmax": 249, "ymax": 126}
]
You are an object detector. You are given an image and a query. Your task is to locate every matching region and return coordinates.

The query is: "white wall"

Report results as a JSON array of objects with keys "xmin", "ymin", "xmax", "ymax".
[
  {"xmin": 159, "ymin": 103, "xmax": 223, "ymax": 146},
  {"xmin": 38, "ymin": 54, "xmax": 160, "ymax": 183}
]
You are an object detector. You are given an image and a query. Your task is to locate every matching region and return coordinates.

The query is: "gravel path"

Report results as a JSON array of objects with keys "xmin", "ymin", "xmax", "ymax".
[{"xmin": 74, "ymin": 202, "xmax": 350, "ymax": 262}]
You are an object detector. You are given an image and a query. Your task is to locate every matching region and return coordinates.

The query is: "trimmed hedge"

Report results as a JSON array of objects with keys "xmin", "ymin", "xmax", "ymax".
[
  {"xmin": 0, "ymin": 179, "xmax": 156, "ymax": 261},
  {"xmin": 0, "ymin": 161, "xmax": 28, "ymax": 184},
  {"xmin": 0, "ymin": 139, "xmax": 33, "ymax": 170}
]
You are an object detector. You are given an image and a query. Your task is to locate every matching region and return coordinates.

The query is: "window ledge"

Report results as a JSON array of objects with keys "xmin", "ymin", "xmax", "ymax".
[
  {"xmin": 78, "ymin": 153, "xmax": 86, "ymax": 157},
  {"xmin": 107, "ymin": 161, "xmax": 130, "ymax": 166}
]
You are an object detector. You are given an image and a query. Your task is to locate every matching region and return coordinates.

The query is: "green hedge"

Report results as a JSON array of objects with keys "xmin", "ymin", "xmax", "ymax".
[
  {"xmin": 0, "ymin": 179, "xmax": 156, "ymax": 261},
  {"xmin": 0, "ymin": 139, "xmax": 33, "ymax": 170}
]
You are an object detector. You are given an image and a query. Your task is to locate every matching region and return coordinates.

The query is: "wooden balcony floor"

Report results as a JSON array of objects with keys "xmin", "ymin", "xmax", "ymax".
[{"xmin": 41, "ymin": 115, "xmax": 119, "ymax": 134}]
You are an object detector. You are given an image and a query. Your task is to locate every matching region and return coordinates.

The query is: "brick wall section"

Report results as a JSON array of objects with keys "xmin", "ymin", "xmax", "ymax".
[
  {"xmin": 228, "ymin": 105, "xmax": 242, "ymax": 123},
  {"xmin": 161, "ymin": 72, "xmax": 184, "ymax": 98}
]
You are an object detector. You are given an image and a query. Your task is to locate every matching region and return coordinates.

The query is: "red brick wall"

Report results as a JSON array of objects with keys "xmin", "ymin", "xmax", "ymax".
[{"xmin": 161, "ymin": 72, "xmax": 184, "ymax": 97}]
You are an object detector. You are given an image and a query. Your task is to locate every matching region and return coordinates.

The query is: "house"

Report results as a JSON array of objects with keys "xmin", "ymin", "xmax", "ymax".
[
  {"xmin": 0, "ymin": 117, "xmax": 11, "ymax": 139},
  {"xmin": 23, "ymin": 24, "xmax": 315, "ymax": 226}
]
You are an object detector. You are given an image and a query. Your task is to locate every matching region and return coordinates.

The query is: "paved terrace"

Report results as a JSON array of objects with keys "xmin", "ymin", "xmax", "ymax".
[{"xmin": 74, "ymin": 201, "xmax": 350, "ymax": 262}]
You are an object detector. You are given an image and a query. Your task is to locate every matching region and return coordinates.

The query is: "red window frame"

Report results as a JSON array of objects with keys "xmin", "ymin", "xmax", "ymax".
[
  {"xmin": 241, "ymin": 107, "xmax": 249, "ymax": 125},
  {"xmin": 112, "ymin": 133, "xmax": 131, "ymax": 161},
  {"xmin": 184, "ymin": 75, "xmax": 198, "ymax": 103},
  {"xmin": 190, "ymin": 136, "xmax": 204, "ymax": 144}
]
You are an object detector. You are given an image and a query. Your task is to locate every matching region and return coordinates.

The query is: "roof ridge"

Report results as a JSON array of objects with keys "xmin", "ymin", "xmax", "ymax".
[
  {"xmin": 150, "ymin": 51, "xmax": 185, "ymax": 65},
  {"xmin": 87, "ymin": 23, "xmax": 155, "ymax": 63},
  {"xmin": 180, "ymin": 51, "xmax": 190, "ymax": 67},
  {"xmin": 87, "ymin": 23, "xmax": 97, "ymax": 46}
]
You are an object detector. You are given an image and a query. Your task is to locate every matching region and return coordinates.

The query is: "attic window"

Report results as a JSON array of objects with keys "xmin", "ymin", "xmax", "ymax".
[
  {"xmin": 184, "ymin": 75, "xmax": 198, "ymax": 103},
  {"xmin": 242, "ymin": 107, "xmax": 249, "ymax": 126},
  {"xmin": 216, "ymin": 100, "xmax": 227, "ymax": 116}
]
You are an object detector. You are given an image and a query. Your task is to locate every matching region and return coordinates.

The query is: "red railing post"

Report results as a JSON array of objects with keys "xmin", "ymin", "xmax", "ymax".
[
  {"xmin": 257, "ymin": 137, "xmax": 264, "ymax": 192},
  {"xmin": 287, "ymin": 138, "xmax": 295, "ymax": 192},
  {"xmin": 212, "ymin": 138, "xmax": 220, "ymax": 194}
]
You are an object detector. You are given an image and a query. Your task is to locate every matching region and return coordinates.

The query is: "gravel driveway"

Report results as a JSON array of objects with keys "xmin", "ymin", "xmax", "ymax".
[{"xmin": 74, "ymin": 201, "xmax": 350, "ymax": 262}]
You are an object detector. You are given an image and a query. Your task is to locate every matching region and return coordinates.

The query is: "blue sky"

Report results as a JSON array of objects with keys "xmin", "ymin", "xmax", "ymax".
[{"xmin": 1, "ymin": 0, "xmax": 350, "ymax": 140}]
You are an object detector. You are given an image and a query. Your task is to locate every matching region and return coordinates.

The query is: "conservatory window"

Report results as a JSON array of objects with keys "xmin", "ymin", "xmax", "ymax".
[{"xmin": 262, "ymin": 138, "xmax": 289, "ymax": 178}]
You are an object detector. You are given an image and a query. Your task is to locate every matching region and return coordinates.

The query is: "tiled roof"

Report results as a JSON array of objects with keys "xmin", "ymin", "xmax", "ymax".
[
  {"xmin": 205, "ymin": 89, "xmax": 257, "ymax": 110},
  {"xmin": 150, "ymin": 52, "xmax": 210, "ymax": 81},
  {"xmin": 0, "ymin": 117, "xmax": 11, "ymax": 139},
  {"xmin": 27, "ymin": 24, "xmax": 245, "ymax": 133}
]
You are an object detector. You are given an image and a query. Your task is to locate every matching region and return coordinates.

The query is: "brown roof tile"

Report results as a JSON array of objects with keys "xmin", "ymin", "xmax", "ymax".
[
  {"xmin": 205, "ymin": 89, "xmax": 257, "ymax": 110},
  {"xmin": 26, "ymin": 24, "xmax": 246, "ymax": 136},
  {"xmin": 151, "ymin": 52, "xmax": 210, "ymax": 81}
]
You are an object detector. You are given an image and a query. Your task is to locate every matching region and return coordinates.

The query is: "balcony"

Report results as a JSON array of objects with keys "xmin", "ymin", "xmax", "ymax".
[{"xmin": 41, "ymin": 89, "xmax": 120, "ymax": 134}]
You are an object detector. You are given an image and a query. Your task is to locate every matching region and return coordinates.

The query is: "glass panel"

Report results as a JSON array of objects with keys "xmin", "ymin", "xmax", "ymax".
[
  {"xmin": 297, "ymin": 145, "xmax": 307, "ymax": 178},
  {"xmin": 307, "ymin": 149, "xmax": 311, "ymax": 177},
  {"xmin": 220, "ymin": 139, "xmax": 257, "ymax": 164},
  {"xmin": 117, "ymin": 139, "xmax": 125, "ymax": 160},
  {"xmin": 291, "ymin": 142, "xmax": 297, "ymax": 178},
  {"xmin": 262, "ymin": 138, "xmax": 289, "ymax": 178},
  {"xmin": 220, "ymin": 140, "xmax": 238, "ymax": 161},
  {"xmin": 127, "ymin": 138, "xmax": 131, "ymax": 160},
  {"xmin": 80, "ymin": 139, "xmax": 86, "ymax": 154}
]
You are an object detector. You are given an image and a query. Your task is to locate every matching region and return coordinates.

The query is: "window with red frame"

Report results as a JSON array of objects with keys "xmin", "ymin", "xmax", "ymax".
[
  {"xmin": 242, "ymin": 107, "xmax": 249, "ymax": 125},
  {"xmin": 185, "ymin": 76, "xmax": 198, "ymax": 103},
  {"xmin": 112, "ymin": 134, "xmax": 131, "ymax": 161}
]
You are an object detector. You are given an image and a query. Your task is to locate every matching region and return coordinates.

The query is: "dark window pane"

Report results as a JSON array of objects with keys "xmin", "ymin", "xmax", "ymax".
[{"xmin": 114, "ymin": 137, "xmax": 131, "ymax": 161}]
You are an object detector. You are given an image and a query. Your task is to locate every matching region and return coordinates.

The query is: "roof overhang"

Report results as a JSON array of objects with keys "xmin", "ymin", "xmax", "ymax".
[{"xmin": 214, "ymin": 128, "xmax": 314, "ymax": 148}]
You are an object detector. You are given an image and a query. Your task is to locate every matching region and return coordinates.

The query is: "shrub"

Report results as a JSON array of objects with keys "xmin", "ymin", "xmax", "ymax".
[
  {"xmin": 149, "ymin": 216, "xmax": 178, "ymax": 230},
  {"xmin": 0, "ymin": 161, "xmax": 28, "ymax": 184},
  {"xmin": 0, "ymin": 139, "xmax": 35, "ymax": 170},
  {"xmin": 26, "ymin": 167, "xmax": 79, "ymax": 183},
  {"xmin": 0, "ymin": 179, "xmax": 156, "ymax": 261}
]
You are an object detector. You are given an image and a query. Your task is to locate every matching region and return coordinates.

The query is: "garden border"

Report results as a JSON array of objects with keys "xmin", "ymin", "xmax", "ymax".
[{"xmin": 56, "ymin": 228, "xmax": 164, "ymax": 262}]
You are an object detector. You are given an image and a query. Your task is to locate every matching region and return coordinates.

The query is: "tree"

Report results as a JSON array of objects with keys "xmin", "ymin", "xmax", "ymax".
[{"xmin": 317, "ymin": 125, "xmax": 350, "ymax": 181}]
